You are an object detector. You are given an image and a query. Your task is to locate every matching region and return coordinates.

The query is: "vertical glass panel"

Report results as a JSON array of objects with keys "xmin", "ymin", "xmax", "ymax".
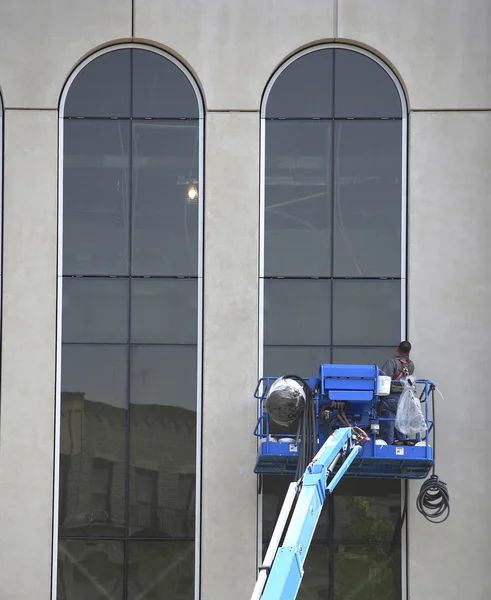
[
  {"xmin": 264, "ymin": 346, "xmax": 331, "ymax": 378},
  {"xmin": 333, "ymin": 120, "xmax": 402, "ymax": 277},
  {"xmin": 332, "ymin": 346, "xmax": 395, "ymax": 369},
  {"xmin": 57, "ymin": 540, "xmax": 124, "ymax": 600},
  {"xmin": 127, "ymin": 541, "xmax": 195, "ymax": 600},
  {"xmin": 132, "ymin": 50, "xmax": 199, "ymax": 118},
  {"xmin": 332, "ymin": 280, "xmax": 401, "ymax": 346},
  {"xmin": 265, "ymin": 49, "xmax": 333, "ymax": 118},
  {"xmin": 263, "ymin": 477, "xmax": 329, "ymax": 542},
  {"xmin": 265, "ymin": 120, "xmax": 332, "ymax": 277},
  {"xmin": 264, "ymin": 279, "xmax": 331, "ymax": 345},
  {"xmin": 131, "ymin": 279, "xmax": 198, "ymax": 344},
  {"xmin": 60, "ymin": 345, "xmax": 128, "ymax": 536},
  {"xmin": 131, "ymin": 121, "xmax": 199, "ymax": 276},
  {"xmin": 62, "ymin": 278, "xmax": 129, "ymax": 343},
  {"xmin": 333, "ymin": 544, "xmax": 401, "ymax": 600},
  {"xmin": 334, "ymin": 49, "xmax": 402, "ymax": 118},
  {"xmin": 298, "ymin": 544, "xmax": 330, "ymax": 600},
  {"xmin": 64, "ymin": 50, "xmax": 131, "ymax": 118},
  {"xmin": 333, "ymin": 479, "xmax": 401, "ymax": 542},
  {"xmin": 129, "ymin": 345, "xmax": 197, "ymax": 537},
  {"xmin": 63, "ymin": 120, "xmax": 130, "ymax": 275}
]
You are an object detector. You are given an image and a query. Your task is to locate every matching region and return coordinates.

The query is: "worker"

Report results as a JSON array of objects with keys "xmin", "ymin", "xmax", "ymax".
[{"xmin": 379, "ymin": 341, "xmax": 414, "ymax": 445}]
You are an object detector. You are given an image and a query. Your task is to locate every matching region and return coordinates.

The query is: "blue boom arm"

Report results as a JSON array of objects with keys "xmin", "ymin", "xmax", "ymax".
[{"xmin": 252, "ymin": 427, "xmax": 362, "ymax": 600}]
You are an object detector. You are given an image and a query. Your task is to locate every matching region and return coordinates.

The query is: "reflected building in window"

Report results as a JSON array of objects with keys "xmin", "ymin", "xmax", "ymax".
[{"xmin": 57, "ymin": 46, "xmax": 203, "ymax": 600}]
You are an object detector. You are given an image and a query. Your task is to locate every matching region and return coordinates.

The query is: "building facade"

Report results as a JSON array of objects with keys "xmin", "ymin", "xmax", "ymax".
[{"xmin": 0, "ymin": 1, "xmax": 490, "ymax": 600}]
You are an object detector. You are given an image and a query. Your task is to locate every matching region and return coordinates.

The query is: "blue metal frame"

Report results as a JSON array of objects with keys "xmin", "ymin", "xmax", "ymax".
[{"xmin": 254, "ymin": 365, "xmax": 434, "ymax": 480}]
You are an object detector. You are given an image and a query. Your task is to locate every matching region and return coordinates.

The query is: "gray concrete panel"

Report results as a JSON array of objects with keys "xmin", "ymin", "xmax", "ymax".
[
  {"xmin": 339, "ymin": 0, "xmax": 491, "ymax": 110},
  {"xmin": 408, "ymin": 111, "xmax": 491, "ymax": 599},
  {"xmin": 202, "ymin": 112, "xmax": 259, "ymax": 599},
  {"xmin": 0, "ymin": 110, "xmax": 58, "ymax": 599},
  {"xmin": 134, "ymin": 0, "xmax": 334, "ymax": 110},
  {"xmin": 0, "ymin": 0, "xmax": 131, "ymax": 108}
]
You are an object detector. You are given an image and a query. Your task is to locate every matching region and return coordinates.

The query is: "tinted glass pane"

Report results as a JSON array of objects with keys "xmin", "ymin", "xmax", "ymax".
[
  {"xmin": 298, "ymin": 544, "xmax": 330, "ymax": 600},
  {"xmin": 60, "ymin": 345, "xmax": 128, "ymax": 536},
  {"xmin": 334, "ymin": 479, "xmax": 401, "ymax": 542},
  {"xmin": 264, "ymin": 279, "xmax": 331, "ymax": 345},
  {"xmin": 132, "ymin": 49, "xmax": 199, "ymax": 118},
  {"xmin": 63, "ymin": 120, "xmax": 130, "ymax": 275},
  {"xmin": 264, "ymin": 345, "xmax": 331, "ymax": 378},
  {"xmin": 127, "ymin": 541, "xmax": 195, "ymax": 600},
  {"xmin": 131, "ymin": 279, "xmax": 198, "ymax": 344},
  {"xmin": 266, "ymin": 49, "xmax": 333, "ymax": 118},
  {"xmin": 130, "ymin": 345, "xmax": 197, "ymax": 537},
  {"xmin": 131, "ymin": 121, "xmax": 199, "ymax": 275},
  {"xmin": 263, "ymin": 476, "xmax": 329, "ymax": 542},
  {"xmin": 64, "ymin": 50, "xmax": 131, "ymax": 118},
  {"xmin": 334, "ymin": 49, "xmax": 402, "ymax": 118},
  {"xmin": 62, "ymin": 278, "xmax": 129, "ymax": 343},
  {"xmin": 265, "ymin": 121, "xmax": 332, "ymax": 276},
  {"xmin": 57, "ymin": 540, "xmax": 124, "ymax": 600},
  {"xmin": 332, "ymin": 346, "xmax": 395, "ymax": 369},
  {"xmin": 333, "ymin": 544, "xmax": 401, "ymax": 600},
  {"xmin": 333, "ymin": 120, "xmax": 402, "ymax": 277},
  {"xmin": 332, "ymin": 280, "xmax": 401, "ymax": 346}
]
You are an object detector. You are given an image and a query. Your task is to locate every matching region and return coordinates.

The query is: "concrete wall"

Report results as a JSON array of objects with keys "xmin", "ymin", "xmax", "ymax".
[{"xmin": 0, "ymin": 1, "xmax": 489, "ymax": 599}]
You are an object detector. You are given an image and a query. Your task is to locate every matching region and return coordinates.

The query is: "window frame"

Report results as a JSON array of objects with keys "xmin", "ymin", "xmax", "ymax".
[
  {"xmin": 258, "ymin": 43, "xmax": 408, "ymax": 599},
  {"xmin": 53, "ymin": 43, "xmax": 204, "ymax": 600}
]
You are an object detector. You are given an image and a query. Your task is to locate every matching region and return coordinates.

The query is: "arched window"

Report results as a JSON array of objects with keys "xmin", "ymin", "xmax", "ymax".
[
  {"xmin": 56, "ymin": 46, "xmax": 203, "ymax": 600},
  {"xmin": 260, "ymin": 46, "xmax": 407, "ymax": 598}
]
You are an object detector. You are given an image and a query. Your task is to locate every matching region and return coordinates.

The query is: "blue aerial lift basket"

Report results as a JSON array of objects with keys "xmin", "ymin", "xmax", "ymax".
[{"xmin": 253, "ymin": 363, "xmax": 434, "ymax": 480}]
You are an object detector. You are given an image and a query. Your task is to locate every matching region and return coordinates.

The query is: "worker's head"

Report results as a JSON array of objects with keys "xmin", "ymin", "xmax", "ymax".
[{"xmin": 397, "ymin": 341, "xmax": 411, "ymax": 356}]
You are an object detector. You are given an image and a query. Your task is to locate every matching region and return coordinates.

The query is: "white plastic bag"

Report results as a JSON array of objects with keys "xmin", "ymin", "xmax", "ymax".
[{"xmin": 395, "ymin": 380, "xmax": 426, "ymax": 436}]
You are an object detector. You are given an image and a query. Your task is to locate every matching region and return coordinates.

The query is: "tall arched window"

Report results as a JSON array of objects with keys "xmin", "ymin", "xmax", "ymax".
[
  {"xmin": 260, "ymin": 45, "xmax": 407, "ymax": 598},
  {"xmin": 56, "ymin": 46, "xmax": 203, "ymax": 600}
]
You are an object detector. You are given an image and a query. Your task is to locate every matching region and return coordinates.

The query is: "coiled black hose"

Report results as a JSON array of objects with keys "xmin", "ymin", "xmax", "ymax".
[{"xmin": 416, "ymin": 474, "xmax": 450, "ymax": 523}]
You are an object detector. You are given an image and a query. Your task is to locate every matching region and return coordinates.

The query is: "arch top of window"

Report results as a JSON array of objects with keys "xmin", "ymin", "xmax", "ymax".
[
  {"xmin": 263, "ymin": 47, "xmax": 403, "ymax": 120},
  {"xmin": 63, "ymin": 47, "xmax": 201, "ymax": 119}
]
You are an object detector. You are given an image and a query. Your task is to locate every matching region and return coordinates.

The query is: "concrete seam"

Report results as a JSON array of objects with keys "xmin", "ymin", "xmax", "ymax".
[
  {"xmin": 410, "ymin": 108, "xmax": 491, "ymax": 113},
  {"xmin": 333, "ymin": 0, "xmax": 339, "ymax": 38},
  {"xmin": 4, "ymin": 107, "xmax": 58, "ymax": 112},
  {"xmin": 207, "ymin": 109, "xmax": 259, "ymax": 113}
]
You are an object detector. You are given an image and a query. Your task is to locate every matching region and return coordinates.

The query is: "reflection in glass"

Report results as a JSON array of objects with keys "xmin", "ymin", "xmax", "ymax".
[
  {"xmin": 132, "ymin": 49, "xmax": 199, "ymax": 118},
  {"xmin": 333, "ymin": 120, "xmax": 402, "ymax": 277},
  {"xmin": 266, "ymin": 49, "xmax": 333, "ymax": 118},
  {"xmin": 62, "ymin": 278, "xmax": 129, "ymax": 343},
  {"xmin": 64, "ymin": 49, "xmax": 131, "ymax": 118},
  {"xmin": 332, "ymin": 280, "xmax": 401, "ymax": 346},
  {"xmin": 57, "ymin": 540, "xmax": 124, "ymax": 600},
  {"xmin": 63, "ymin": 120, "xmax": 130, "ymax": 276},
  {"xmin": 298, "ymin": 544, "xmax": 330, "ymax": 600},
  {"xmin": 334, "ymin": 479, "xmax": 401, "ymax": 543},
  {"xmin": 334, "ymin": 49, "xmax": 402, "ymax": 118},
  {"xmin": 127, "ymin": 541, "xmax": 195, "ymax": 600},
  {"xmin": 332, "ymin": 346, "xmax": 395, "ymax": 369},
  {"xmin": 264, "ymin": 345, "xmax": 331, "ymax": 378},
  {"xmin": 131, "ymin": 121, "xmax": 199, "ymax": 276},
  {"xmin": 130, "ymin": 345, "xmax": 197, "ymax": 538},
  {"xmin": 264, "ymin": 279, "xmax": 331, "ymax": 346},
  {"xmin": 265, "ymin": 120, "xmax": 332, "ymax": 277},
  {"xmin": 334, "ymin": 544, "xmax": 401, "ymax": 600},
  {"xmin": 59, "ymin": 345, "xmax": 128, "ymax": 535},
  {"xmin": 131, "ymin": 279, "xmax": 198, "ymax": 344}
]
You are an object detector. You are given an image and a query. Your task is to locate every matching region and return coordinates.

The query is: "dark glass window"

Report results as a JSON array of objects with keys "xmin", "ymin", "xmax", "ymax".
[
  {"xmin": 59, "ymin": 47, "xmax": 201, "ymax": 599},
  {"xmin": 262, "ymin": 47, "xmax": 405, "ymax": 599}
]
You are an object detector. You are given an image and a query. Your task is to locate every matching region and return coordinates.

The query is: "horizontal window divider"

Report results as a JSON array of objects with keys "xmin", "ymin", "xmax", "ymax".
[
  {"xmin": 264, "ymin": 117, "xmax": 402, "ymax": 122},
  {"xmin": 262, "ymin": 276, "xmax": 402, "ymax": 281},
  {"xmin": 59, "ymin": 536, "xmax": 196, "ymax": 542},
  {"xmin": 62, "ymin": 275, "xmax": 199, "ymax": 279},
  {"xmin": 63, "ymin": 116, "xmax": 200, "ymax": 121},
  {"xmin": 61, "ymin": 342, "xmax": 198, "ymax": 347}
]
